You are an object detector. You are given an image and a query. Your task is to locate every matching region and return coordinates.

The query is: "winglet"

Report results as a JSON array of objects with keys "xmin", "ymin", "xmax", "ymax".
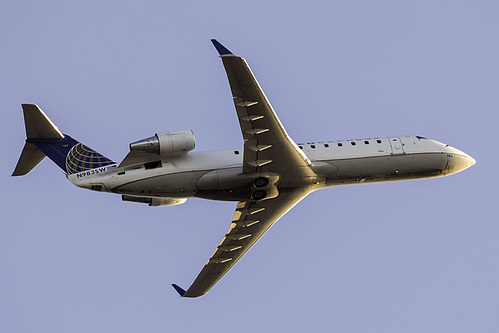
[
  {"xmin": 211, "ymin": 39, "xmax": 232, "ymax": 55},
  {"xmin": 171, "ymin": 284, "xmax": 186, "ymax": 297}
]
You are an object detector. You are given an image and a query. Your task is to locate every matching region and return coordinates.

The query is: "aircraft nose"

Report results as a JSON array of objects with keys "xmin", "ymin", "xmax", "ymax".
[
  {"xmin": 456, "ymin": 152, "xmax": 476, "ymax": 170},
  {"xmin": 465, "ymin": 153, "xmax": 476, "ymax": 167},
  {"xmin": 445, "ymin": 147, "xmax": 476, "ymax": 174}
]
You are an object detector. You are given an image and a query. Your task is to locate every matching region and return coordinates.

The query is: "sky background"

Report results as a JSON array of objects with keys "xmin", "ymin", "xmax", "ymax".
[{"xmin": 1, "ymin": 1, "xmax": 498, "ymax": 332}]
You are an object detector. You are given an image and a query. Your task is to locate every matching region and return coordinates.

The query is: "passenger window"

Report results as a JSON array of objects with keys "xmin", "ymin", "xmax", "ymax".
[
  {"xmin": 299, "ymin": 146, "xmax": 303, "ymax": 149},
  {"xmin": 337, "ymin": 142, "xmax": 343, "ymax": 147},
  {"xmin": 364, "ymin": 141, "xmax": 369, "ymax": 144},
  {"xmin": 324, "ymin": 143, "xmax": 329, "ymax": 148},
  {"xmin": 234, "ymin": 150, "xmax": 240, "ymax": 155},
  {"xmin": 351, "ymin": 142, "xmax": 356, "ymax": 146},
  {"xmin": 377, "ymin": 140, "xmax": 382, "ymax": 144},
  {"xmin": 311, "ymin": 145, "xmax": 316, "ymax": 149}
]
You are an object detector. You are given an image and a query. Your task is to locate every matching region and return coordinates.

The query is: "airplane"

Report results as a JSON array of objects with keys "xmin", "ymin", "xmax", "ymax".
[{"xmin": 13, "ymin": 39, "xmax": 476, "ymax": 298}]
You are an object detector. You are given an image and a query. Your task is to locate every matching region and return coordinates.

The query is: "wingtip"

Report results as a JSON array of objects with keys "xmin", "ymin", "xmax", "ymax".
[
  {"xmin": 172, "ymin": 284, "xmax": 186, "ymax": 297},
  {"xmin": 211, "ymin": 39, "xmax": 233, "ymax": 55}
]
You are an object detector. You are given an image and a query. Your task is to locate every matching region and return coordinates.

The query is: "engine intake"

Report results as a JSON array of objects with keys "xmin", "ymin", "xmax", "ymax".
[{"xmin": 130, "ymin": 130, "xmax": 195, "ymax": 158}]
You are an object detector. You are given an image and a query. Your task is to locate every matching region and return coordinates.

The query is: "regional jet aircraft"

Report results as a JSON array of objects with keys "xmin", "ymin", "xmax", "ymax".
[{"xmin": 13, "ymin": 39, "xmax": 475, "ymax": 298}]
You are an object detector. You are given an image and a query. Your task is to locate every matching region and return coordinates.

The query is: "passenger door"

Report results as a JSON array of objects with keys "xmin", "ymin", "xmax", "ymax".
[{"xmin": 389, "ymin": 137, "xmax": 405, "ymax": 155}]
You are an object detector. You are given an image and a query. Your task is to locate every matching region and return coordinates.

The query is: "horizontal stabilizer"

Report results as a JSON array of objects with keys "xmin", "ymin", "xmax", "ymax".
[
  {"xmin": 171, "ymin": 284, "xmax": 186, "ymax": 297},
  {"xmin": 22, "ymin": 104, "xmax": 64, "ymax": 139},
  {"xmin": 12, "ymin": 104, "xmax": 64, "ymax": 176},
  {"xmin": 12, "ymin": 142, "xmax": 46, "ymax": 176}
]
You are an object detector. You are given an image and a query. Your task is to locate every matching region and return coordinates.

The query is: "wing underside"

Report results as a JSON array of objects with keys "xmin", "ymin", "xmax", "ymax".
[
  {"xmin": 180, "ymin": 188, "xmax": 309, "ymax": 297},
  {"xmin": 173, "ymin": 40, "xmax": 314, "ymax": 297},
  {"xmin": 215, "ymin": 43, "xmax": 314, "ymax": 180}
]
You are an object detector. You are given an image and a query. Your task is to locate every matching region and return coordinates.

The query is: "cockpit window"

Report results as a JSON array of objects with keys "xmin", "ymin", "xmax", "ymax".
[{"xmin": 416, "ymin": 136, "xmax": 427, "ymax": 140}]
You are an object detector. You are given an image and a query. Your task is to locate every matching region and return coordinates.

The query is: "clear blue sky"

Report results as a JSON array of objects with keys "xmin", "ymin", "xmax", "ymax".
[{"xmin": 1, "ymin": 1, "xmax": 497, "ymax": 332}]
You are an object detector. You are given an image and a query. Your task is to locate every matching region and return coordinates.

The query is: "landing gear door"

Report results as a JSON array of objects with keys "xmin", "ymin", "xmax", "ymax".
[{"xmin": 389, "ymin": 137, "xmax": 405, "ymax": 155}]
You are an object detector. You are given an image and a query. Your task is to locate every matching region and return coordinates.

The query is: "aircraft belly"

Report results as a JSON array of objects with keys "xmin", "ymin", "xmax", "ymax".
[
  {"xmin": 195, "ymin": 167, "xmax": 289, "ymax": 201},
  {"xmin": 112, "ymin": 171, "xmax": 206, "ymax": 197},
  {"xmin": 323, "ymin": 153, "xmax": 448, "ymax": 186},
  {"xmin": 196, "ymin": 167, "xmax": 253, "ymax": 201}
]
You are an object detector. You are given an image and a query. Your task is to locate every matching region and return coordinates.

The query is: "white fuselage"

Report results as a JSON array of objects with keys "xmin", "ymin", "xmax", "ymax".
[{"xmin": 67, "ymin": 136, "xmax": 475, "ymax": 202}]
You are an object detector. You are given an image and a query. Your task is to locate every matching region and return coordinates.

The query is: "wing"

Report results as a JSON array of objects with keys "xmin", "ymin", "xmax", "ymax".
[
  {"xmin": 172, "ymin": 40, "xmax": 315, "ymax": 298},
  {"xmin": 175, "ymin": 188, "xmax": 309, "ymax": 298},
  {"xmin": 211, "ymin": 39, "xmax": 315, "ymax": 180}
]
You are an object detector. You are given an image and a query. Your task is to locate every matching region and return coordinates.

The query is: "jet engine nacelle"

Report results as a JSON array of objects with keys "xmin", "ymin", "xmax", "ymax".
[
  {"xmin": 122, "ymin": 195, "xmax": 187, "ymax": 207},
  {"xmin": 129, "ymin": 130, "xmax": 195, "ymax": 158}
]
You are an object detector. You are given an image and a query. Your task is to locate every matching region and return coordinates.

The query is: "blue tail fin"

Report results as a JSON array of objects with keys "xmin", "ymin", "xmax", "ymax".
[
  {"xmin": 28, "ymin": 135, "xmax": 115, "ymax": 174},
  {"xmin": 12, "ymin": 104, "xmax": 115, "ymax": 176}
]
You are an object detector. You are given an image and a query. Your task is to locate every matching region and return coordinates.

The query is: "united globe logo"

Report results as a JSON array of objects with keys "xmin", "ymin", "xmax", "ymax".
[{"xmin": 65, "ymin": 143, "xmax": 114, "ymax": 174}]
